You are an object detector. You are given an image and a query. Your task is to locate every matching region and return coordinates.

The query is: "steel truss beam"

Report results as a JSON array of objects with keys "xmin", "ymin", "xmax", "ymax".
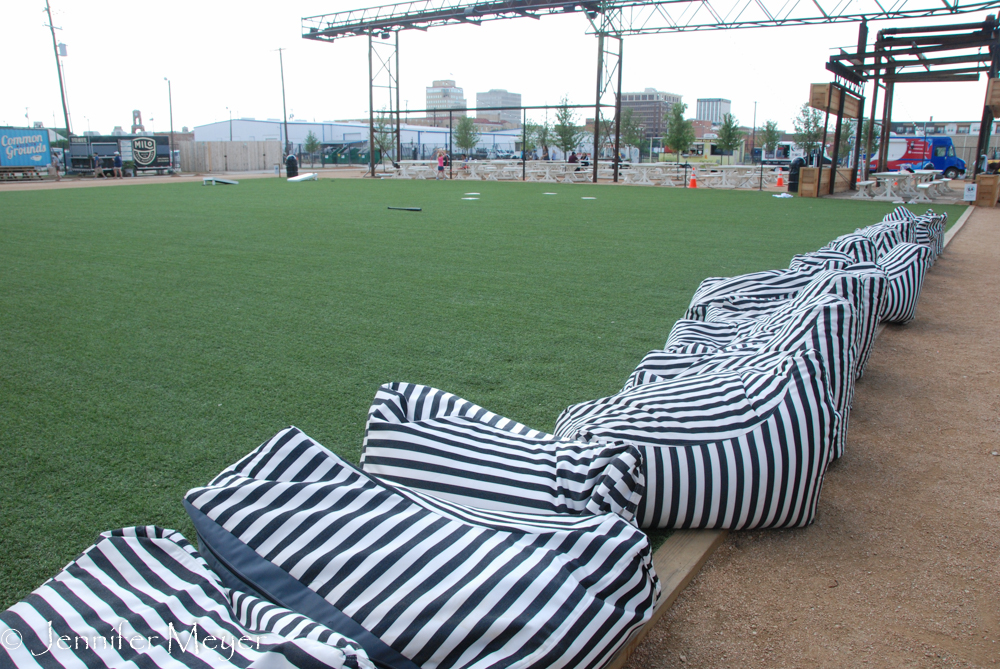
[{"xmin": 303, "ymin": 0, "xmax": 1000, "ymax": 40}]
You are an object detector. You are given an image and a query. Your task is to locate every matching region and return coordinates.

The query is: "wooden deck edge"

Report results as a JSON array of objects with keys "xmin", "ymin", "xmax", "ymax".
[
  {"xmin": 605, "ymin": 529, "xmax": 729, "ymax": 669},
  {"xmin": 944, "ymin": 205, "xmax": 974, "ymax": 248}
]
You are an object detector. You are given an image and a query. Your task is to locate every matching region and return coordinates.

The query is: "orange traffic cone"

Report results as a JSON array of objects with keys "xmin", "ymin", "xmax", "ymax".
[
  {"xmin": 776, "ymin": 171, "xmax": 784, "ymax": 188},
  {"xmin": 689, "ymin": 172, "xmax": 697, "ymax": 188}
]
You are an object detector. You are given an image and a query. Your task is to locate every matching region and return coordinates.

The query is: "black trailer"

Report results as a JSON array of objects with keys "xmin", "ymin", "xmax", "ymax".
[{"xmin": 68, "ymin": 134, "xmax": 172, "ymax": 175}]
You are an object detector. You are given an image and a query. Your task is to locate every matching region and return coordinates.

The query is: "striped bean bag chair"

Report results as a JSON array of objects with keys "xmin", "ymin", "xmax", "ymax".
[
  {"xmin": 913, "ymin": 212, "xmax": 946, "ymax": 260},
  {"xmin": 788, "ymin": 249, "xmax": 856, "ymax": 271},
  {"xmin": 0, "ymin": 526, "xmax": 375, "ymax": 669},
  {"xmin": 877, "ymin": 242, "xmax": 934, "ymax": 324},
  {"xmin": 685, "ymin": 267, "xmax": 822, "ymax": 320},
  {"xmin": 857, "ymin": 222, "xmax": 910, "ymax": 259},
  {"xmin": 637, "ymin": 294, "xmax": 858, "ymax": 461},
  {"xmin": 665, "ymin": 320, "xmax": 743, "ymax": 351},
  {"xmin": 185, "ymin": 427, "xmax": 660, "ymax": 669},
  {"xmin": 554, "ymin": 350, "xmax": 841, "ymax": 529},
  {"xmin": 360, "ymin": 382, "xmax": 645, "ymax": 521},
  {"xmin": 825, "ymin": 233, "xmax": 878, "ymax": 264},
  {"xmin": 882, "ymin": 205, "xmax": 917, "ymax": 223}
]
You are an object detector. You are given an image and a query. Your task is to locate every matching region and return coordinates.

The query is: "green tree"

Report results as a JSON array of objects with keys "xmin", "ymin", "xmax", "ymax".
[
  {"xmin": 553, "ymin": 96, "xmax": 584, "ymax": 158},
  {"xmin": 619, "ymin": 107, "xmax": 645, "ymax": 162},
  {"xmin": 520, "ymin": 121, "xmax": 540, "ymax": 158},
  {"xmin": 664, "ymin": 102, "xmax": 695, "ymax": 163},
  {"xmin": 760, "ymin": 120, "xmax": 781, "ymax": 157},
  {"xmin": 534, "ymin": 120, "xmax": 553, "ymax": 159},
  {"xmin": 454, "ymin": 116, "xmax": 480, "ymax": 157},
  {"xmin": 716, "ymin": 113, "xmax": 744, "ymax": 164},
  {"xmin": 793, "ymin": 103, "xmax": 826, "ymax": 166},
  {"xmin": 372, "ymin": 109, "xmax": 396, "ymax": 169},
  {"xmin": 303, "ymin": 131, "xmax": 321, "ymax": 168}
]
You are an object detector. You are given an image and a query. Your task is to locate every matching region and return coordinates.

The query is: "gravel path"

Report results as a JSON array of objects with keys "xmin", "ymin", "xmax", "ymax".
[{"xmin": 625, "ymin": 206, "xmax": 999, "ymax": 668}]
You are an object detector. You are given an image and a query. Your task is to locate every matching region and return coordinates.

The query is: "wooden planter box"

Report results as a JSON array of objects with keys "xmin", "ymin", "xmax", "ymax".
[
  {"xmin": 798, "ymin": 167, "xmax": 854, "ymax": 197},
  {"xmin": 975, "ymin": 173, "xmax": 1000, "ymax": 207}
]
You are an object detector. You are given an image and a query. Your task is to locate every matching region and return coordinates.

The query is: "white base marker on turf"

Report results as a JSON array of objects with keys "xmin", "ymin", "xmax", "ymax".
[
  {"xmin": 543, "ymin": 192, "xmax": 557, "ymax": 195},
  {"xmin": 582, "ymin": 196, "xmax": 596, "ymax": 200},
  {"xmin": 462, "ymin": 197, "xmax": 480, "ymax": 200},
  {"xmin": 465, "ymin": 192, "xmax": 480, "ymax": 195}
]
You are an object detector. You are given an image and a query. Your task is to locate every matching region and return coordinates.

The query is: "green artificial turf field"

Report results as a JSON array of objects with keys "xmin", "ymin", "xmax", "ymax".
[{"xmin": 0, "ymin": 177, "xmax": 967, "ymax": 607}]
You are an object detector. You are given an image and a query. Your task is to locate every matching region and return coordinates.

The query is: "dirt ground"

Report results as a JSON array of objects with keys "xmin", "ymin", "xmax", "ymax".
[{"xmin": 625, "ymin": 206, "xmax": 1000, "ymax": 668}]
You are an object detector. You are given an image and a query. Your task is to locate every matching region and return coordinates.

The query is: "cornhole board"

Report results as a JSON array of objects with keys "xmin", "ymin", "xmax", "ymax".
[
  {"xmin": 202, "ymin": 177, "xmax": 239, "ymax": 185},
  {"xmin": 288, "ymin": 173, "xmax": 318, "ymax": 182}
]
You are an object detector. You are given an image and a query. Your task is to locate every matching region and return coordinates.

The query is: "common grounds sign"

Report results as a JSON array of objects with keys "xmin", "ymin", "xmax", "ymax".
[{"xmin": 1, "ymin": 128, "xmax": 52, "ymax": 167}]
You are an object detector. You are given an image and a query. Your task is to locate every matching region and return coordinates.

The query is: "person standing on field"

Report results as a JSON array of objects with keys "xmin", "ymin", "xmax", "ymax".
[
  {"xmin": 436, "ymin": 150, "xmax": 446, "ymax": 180},
  {"xmin": 113, "ymin": 152, "xmax": 123, "ymax": 179}
]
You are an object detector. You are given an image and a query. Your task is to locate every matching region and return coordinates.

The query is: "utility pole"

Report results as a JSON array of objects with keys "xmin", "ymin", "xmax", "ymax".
[
  {"xmin": 278, "ymin": 48, "xmax": 290, "ymax": 159},
  {"xmin": 44, "ymin": 0, "xmax": 71, "ymax": 135}
]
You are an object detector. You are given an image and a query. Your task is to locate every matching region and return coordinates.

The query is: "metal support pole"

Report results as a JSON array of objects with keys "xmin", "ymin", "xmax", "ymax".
[
  {"xmin": 395, "ymin": 32, "xmax": 402, "ymax": 165},
  {"xmin": 851, "ymin": 94, "xmax": 865, "ymax": 187},
  {"xmin": 751, "ymin": 101, "xmax": 757, "ymax": 165},
  {"xmin": 816, "ymin": 86, "xmax": 832, "ymax": 193},
  {"xmin": 368, "ymin": 35, "xmax": 375, "ymax": 178},
  {"xmin": 612, "ymin": 39, "xmax": 623, "ymax": 183},
  {"xmin": 449, "ymin": 110, "xmax": 453, "ymax": 180},
  {"xmin": 864, "ymin": 49, "xmax": 882, "ymax": 182},
  {"xmin": 878, "ymin": 73, "xmax": 895, "ymax": 173},
  {"xmin": 593, "ymin": 33, "xmax": 603, "ymax": 184},
  {"xmin": 829, "ymin": 86, "xmax": 845, "ymax": 195},
  {"xmin": 165, "ymin": 78, "xmax": 174, "ymax": 172},
  {"xmin": 522, "ymin": 108, "xmax": 527, "ymax": 181},
  {"xmin": 973, "ymin": 23, "xmax": 999, "ymax": 177}
]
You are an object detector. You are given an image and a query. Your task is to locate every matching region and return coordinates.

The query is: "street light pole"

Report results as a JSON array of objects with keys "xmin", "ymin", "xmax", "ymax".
[
  {"xmin": 751, "ymin": 101, "xmax": 757, "ymax": 165},
  {"xmin": 45, "ymin": 0, "xmax": 72, "ymax": 136},
  {"xmin": 277, "ymin": 48, "xmax": 290, "ymax": 158},
  {"xmin": 164, "ymin": 77, "xmax": 174, "ymax": 171},
  {"xmin": 226, "ymin": 107, "xmax": 232, "ymax": 141}
]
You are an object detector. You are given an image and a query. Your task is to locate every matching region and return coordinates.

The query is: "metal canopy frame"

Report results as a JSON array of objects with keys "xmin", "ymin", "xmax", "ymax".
[
  {"xmin": 827, "ymin": 16, "xmax": 1000, "ymax": 176},
  {"xmin": 304, "ymin": 0, "xmax": 1000, "ymax": 180}
]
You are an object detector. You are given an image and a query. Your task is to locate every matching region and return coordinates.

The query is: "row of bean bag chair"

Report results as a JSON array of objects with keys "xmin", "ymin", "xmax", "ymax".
[
  {"xmin": 359, "ymin": 207, "xmax": 945, "ymax": 533},
  {"xmin": 184, "ymin": 426, "xmax": 660, "ymax": 669}
]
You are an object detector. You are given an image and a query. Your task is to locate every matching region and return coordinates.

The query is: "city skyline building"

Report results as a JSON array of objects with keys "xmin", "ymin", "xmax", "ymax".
[
  {"xmin": 696, "ymin": 98, "xmax": 732, "ymax": 125},
  {"xmin": 621, "ymin": 88, "xmax": 682, "ymax": 139},
  {"xmin": 475, "ymin": 89, "xmax": 522, "ymax": 126}
]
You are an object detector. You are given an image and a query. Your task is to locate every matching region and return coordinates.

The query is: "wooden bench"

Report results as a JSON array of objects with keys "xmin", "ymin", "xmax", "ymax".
[
  {"xmin": 853, "ymin": 180, "xmax": 877, "ymax": 199},
  {"xmin": 0, "ymin": 166, "xmax": 43, "ymax": 182}
]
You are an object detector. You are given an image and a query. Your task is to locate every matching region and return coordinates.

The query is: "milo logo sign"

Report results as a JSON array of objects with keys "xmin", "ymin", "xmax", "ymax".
[{"xmin": 132, "ymin": 137, "xmax": 157, "ymax": 166}]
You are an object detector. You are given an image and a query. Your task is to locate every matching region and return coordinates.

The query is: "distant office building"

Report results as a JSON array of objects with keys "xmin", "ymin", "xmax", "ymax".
[
  {"xmin": 696, "ymin": 98, "xmax": 732, "ymax": 124},
  {"xmin": 621, "ymin": 88, "xmax": 682, "ymax": 139},
  {"xmin": 426, "ymin": 80, "xmax": 467, "ymax": 113},
  {"xmin": 476, "ymin": 89, "xmax": 521, "ymax": 126}
]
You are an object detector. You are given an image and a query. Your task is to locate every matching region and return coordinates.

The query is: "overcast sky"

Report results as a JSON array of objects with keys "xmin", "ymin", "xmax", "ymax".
[{"xmin": 2, "ymin": 0, "xmax": 994, "ymax": 135}]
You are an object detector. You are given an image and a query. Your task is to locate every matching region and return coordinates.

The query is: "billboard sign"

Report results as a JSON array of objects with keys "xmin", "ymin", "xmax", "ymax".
[{"xmin": 1, "ymin": 128, "xmax": 52, "ymax": 167}]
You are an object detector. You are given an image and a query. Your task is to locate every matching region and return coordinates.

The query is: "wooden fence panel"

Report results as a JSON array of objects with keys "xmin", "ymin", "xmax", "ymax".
[{"xmin": 178, "ymin": 141, "xmax": 282, "ymax": 173}]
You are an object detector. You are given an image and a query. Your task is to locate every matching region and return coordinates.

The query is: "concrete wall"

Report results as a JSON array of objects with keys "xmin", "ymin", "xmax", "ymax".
[{"xmin": 179, "ymin": 140, "xmax": 282, "ymax": 173}]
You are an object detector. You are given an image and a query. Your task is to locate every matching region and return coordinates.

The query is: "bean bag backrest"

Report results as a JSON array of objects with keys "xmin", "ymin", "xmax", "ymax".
[
  {"xmin": 361, "ymin": 382, "xmax": 645, "ymax": 521},
  {"xmin": 685, "ymin": 267, "xmax": 821, "ymax": 320},
  {"xmin": 788, "ymin": 249, "xmax": 855, "ymax": 271},
  {"xmin": 913, "ymin": 215, "xmax": 945, "ymax": 260},
  {"xmin": 554, "ymin": 351, "xmax": 840, "ymax": 530},
  {"xmin": 185, "ymin": 428, "xmax": 659, "ymax": 669},
  {"xmin": 882, "ymin": 205, "xmax": 917, "ymax": 222},
  {"xmin": 857, "ymin": 222, "xmax": 908, "ymax": 259},
  {"xmin": 665, "ymin": 319, "xmax": 742, "ymax": 350},
  {"xmin": 700, "ymin": 294, "xmax": 790, "ymax": 323},
  {"xmin": 825, "ymin": 233, "xmax": 878, "ymax": 264},
  {"xmin": 0, "ymin": 526, "xmax": 374, "ymax": 669},
  {"xmin": 877, "ymin": 242, "xmax": 934, "ymax": 324}
]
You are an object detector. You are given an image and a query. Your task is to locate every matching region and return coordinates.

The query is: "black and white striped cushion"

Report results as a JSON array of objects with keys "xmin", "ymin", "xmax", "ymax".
[
  {"xmin": 882, "ymin": 205, "xmax": 916, "ymax": 222},
  {"xmin": 0, "ymin": 526, "xmax": 374, "ymax": 669},
  {"xmin": 360, "ymin": 382, "xmax": 645, "ymax": 521},
  {"xmin": 665, "ymin": 320, "xmax": 741, "ymax": 351},
  {"xmin": 554, "ymin": 351, "xmax": 840, "ymax": 529},
  {"xmin": 685, "ymin": 267, "xmax": 821, "ymax": 320},
  {"xmin": 913, "ymin": 214, "xmax": 945, "ymax": 260},
  {"xmin": 857, "ymin": 221, "xmax": 913, "ymax": 259},
  {"xmin": 825, "ymin": 233, "xmax": 878, "ymax": 264},
  {"xmin": 185, "ymin": 428, "xmax": 660, "ymax": 669},
  {"xmin": 877, "ymin": 242, "xmax": 934, "ymax": 324},
  {"xmin": 788, "ymin": 249, "xmax": 855, "ymax": 271}
]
